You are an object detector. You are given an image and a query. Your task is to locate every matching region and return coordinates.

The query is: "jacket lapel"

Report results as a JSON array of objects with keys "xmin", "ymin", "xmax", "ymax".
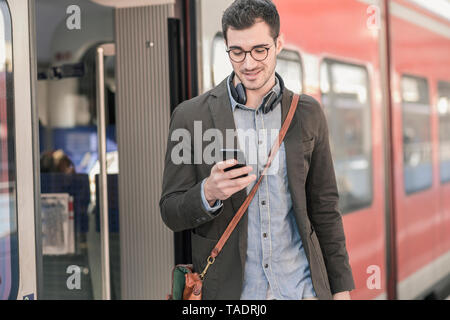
[
  {"xmin": 208, "ymin": 79, "xmax": 238, "ymax": 149},
  {"xmin": 208, "ymin": 79, "xmax": 249, "ymax": 272},
  {"xmin": 207, "ymin": 79, "xmax": 247, "ymax": 215}
]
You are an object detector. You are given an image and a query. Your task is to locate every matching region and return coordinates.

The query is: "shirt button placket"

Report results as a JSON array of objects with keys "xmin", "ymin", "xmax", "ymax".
[
  {"xmin": 256, "ymin": 109, "xmax": 272, "ymax": 289},
  {"xmin": 260, "ymin": 184, "xmax": 270, "ymax": 280}
]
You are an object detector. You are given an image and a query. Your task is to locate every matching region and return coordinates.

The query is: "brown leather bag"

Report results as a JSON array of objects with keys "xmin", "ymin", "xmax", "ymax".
[
  {"xmin": 168, "ymin": 94, "xmax": 300, "ymax": 300},
  {"xmin": 183, "ymin": 270, "xmax": 202, "ymax": 300}
]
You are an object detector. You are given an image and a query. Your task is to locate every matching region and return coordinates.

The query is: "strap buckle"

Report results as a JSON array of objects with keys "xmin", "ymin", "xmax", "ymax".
[{"xmin": 199, "ymin": 256, "xmax": 215, "ymax": 280}]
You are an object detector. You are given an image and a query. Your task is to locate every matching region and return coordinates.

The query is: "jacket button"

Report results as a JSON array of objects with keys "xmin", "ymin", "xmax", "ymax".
[
  {"xmin": 263, "ymin": 233, "xmax": 267, "ymax": 238},
  {"xmin": 261, "ymin": 200, "xmax": 266, "ymax": 206},
  {"xmin": 264, "ymin": 264, "xmax": 268, "ymax": 268}
]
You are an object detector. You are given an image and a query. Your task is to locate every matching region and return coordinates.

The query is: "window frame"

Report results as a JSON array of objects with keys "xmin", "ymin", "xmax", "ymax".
[
  {"xmin": 400, "ymin": 73, "xmax": 433, "ymax": 195},
  {"xmin": 0, "ymin": 0, "xmax": 19, "ymax": 300},
  {"xmin": 437, "ymin": 80, "xmax": 450, "ymax": 184},
  {"xmin": 211, "ymin": 32, "xmax": 232, "ymax": 87},
  {"xmin": 319, "ymin": 57, "xmax": 374, "ymax": 215},
  {"xmin": 275, "ymin": 48, "xmax": 304, "ymax": 94}
]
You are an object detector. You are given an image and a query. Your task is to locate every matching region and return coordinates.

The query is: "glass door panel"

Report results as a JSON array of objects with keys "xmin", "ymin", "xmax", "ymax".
[{"xmin": 34, "ymin": 0, "xmax": 118, "ymax": 300}]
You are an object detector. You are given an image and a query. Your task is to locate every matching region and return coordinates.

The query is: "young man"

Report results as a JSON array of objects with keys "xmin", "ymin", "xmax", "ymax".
[{"xmin": 160, "ymin": 0, "xmax": 355, "ymax": 300}]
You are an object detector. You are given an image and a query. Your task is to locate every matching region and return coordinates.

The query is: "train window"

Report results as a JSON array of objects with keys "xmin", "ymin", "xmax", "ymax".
[
  {"xmin": 275, "ymin": 49, "xmax": 302, "ymax": 94},
  {"xmin": 0, "ymin": 0, "xmax": 19, "ymax": 300},
  {"xmin": 211, "ymin": 33, "xmax": 233, "ymax": 86},
  {"xmin": 438, "ymin": 81, "xmax": 450, "ymax": 184},
  {"xmin": 401, "ymin": 75, "xmax": 433, "ymax": 194},
  {"xmin": 320, "ymin": 59, "xmax": 373, "ymax": 214}
]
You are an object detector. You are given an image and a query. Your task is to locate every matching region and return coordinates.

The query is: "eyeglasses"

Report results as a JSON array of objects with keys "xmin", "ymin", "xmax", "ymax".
[{"xmin": 226, "ymin": 46, "xmax": 272, "ymax": 63}]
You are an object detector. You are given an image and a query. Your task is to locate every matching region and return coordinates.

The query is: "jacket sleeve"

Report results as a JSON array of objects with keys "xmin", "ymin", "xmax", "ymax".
[
  {"xmin": 159, "ymin": 105, "xmax": 224, "ymax": 233},
  {"xmin": 305, "ymin": 98, "xmax": 355, "ymax": 294}
]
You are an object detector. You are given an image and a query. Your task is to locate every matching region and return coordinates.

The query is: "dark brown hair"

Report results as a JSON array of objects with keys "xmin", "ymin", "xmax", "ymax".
[{"xmin": 222, "ymin": 0, "xmax": 280, "ymax": 44}]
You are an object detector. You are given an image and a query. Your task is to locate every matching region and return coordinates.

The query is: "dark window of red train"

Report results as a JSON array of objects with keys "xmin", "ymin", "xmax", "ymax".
[
  {"xmin": 438, "ymin": 81, "xmax": 450, "ymax": 184},
  {"xmin": 320, "ymin": 59, "xmax": 373, "ymax": 214},
  {"xmin": 401, "ymin": 75, "xmax": 432, "ymax": 194},
  {"xmin": 0, "ymin": 0, "xmax": 19, "ymax": 300}
]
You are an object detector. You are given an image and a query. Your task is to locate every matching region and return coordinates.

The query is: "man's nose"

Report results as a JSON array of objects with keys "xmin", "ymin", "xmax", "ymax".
[{"xmin": 242, "ymin": 52, "xmax": 258, "ymax": 69}]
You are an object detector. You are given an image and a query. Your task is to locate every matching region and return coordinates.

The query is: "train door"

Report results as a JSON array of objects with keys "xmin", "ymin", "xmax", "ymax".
[
  {"xmin": 0, "ymin": 0, "xmax": 37, "ymax": 300},
  {"xmin": 33, "ymin": 0, "xmax": 117, "ymax": 300},
  {"xmin": 31, "ymin": 0, "xmax": 177, "ymax": 299}
]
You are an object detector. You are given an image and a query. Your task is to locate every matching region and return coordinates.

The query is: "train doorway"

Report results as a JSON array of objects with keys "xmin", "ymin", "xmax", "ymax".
[
  {"xmin": 34, "ymin": 0, "xmax": 117, "ymax": 300},
  {"xmin": 33, "ymin": 0, "xmax": 177, "ymax": 299}
]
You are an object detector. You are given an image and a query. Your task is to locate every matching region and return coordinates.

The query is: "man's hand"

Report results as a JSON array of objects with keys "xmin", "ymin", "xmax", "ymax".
[
  {"xmin": 204, "ymin": 159, "xmax": 256, "ymax": 206},
  {"xmin": 332, "ymin": 291, "xmax": 351, "ymax": 300}
]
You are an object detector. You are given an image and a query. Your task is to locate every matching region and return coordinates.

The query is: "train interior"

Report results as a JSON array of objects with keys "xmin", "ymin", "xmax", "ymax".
[{"xmin": 36, "ymin": 0, "xmax": 118, "ymax": 299}]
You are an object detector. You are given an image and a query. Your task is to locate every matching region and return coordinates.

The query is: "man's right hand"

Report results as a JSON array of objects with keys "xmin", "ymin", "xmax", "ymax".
[{"xmin": 203, "ymin": 159, "xmax": 256, "ymax": 206}]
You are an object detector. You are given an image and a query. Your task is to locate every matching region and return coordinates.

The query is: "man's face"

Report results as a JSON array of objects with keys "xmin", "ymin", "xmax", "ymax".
[{"xmin": 226, "ymin": 20, "xmax": 283, "ymax": 91}]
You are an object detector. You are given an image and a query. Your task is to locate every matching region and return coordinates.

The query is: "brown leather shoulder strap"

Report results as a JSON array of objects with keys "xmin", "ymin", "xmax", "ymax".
[{"xmin": 210, "ymin": 93, "xmax": 300, "ymax": 259}]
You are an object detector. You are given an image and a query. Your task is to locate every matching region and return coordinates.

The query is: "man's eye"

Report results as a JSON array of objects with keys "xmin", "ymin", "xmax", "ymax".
[
  {"xmin": 254, "ymin": 49, "xmax": 266, "ymax": 53},
  {"xmin": 232, "ymin": 50, "xmax": 244, "ymax": 56}
]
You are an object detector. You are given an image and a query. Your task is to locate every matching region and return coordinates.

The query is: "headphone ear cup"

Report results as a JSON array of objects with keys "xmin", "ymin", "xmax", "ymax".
[
  {"xmin": 263, "ymin": 92, "xmax": 277, "ymax": 114},
  {"xmin": 235, "ymin": 83, "xmax": 247, "ymax": 105},
  {"xmin": 229, "ymin": 79, "xmax": 238, "ymax": 101},
  {"xmin": 262, "ymin": 72, "xmax": 285, "ymax": 114}
]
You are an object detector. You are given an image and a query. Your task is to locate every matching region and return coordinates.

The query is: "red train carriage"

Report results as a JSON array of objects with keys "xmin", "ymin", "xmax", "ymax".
[{"xmin": 272, "ymin": 0, "xmax": 450, "ymax": 299}]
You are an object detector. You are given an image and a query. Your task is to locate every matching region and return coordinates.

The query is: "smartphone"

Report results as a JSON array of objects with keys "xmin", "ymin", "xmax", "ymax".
[{"xmin": 220, "ymin": 149, "xmax": 248, "ymax": 179}]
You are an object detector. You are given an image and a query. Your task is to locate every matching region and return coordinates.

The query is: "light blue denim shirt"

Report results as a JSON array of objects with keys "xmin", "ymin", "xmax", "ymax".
[{"xmin": 201, "ymin": 75, "xmax": 316, "ymax": 300}]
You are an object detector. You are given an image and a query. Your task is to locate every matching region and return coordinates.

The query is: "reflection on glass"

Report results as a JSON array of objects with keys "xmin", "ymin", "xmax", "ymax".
[
  {"xmin": 276, "ymin": 49, "xmax": 302, "ymax": 94},
  {"xmin": 438, "ymin": 81, "xmax": 450, "ymax": 183},
  {"xmin": 401, "ymin": 75, "xmax": 432, "ymax": 194},
  {"xmin": 320, "ymin": 59, "xmax": 373, "ymax": 214},
  {"xmin": 0, "ymin": 0, "xmax": 18, "ymax": 300},
  {"xmin": 212, "ymin": 33, "xmax": 232, "ymax": 86},
  {"xmin": 331, "ymin": 64, "xmax": 368, "ymax": 104}
]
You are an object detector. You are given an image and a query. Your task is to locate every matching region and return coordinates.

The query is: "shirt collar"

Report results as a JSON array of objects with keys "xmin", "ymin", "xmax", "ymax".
[{"xmin": 226, "ymin": 74, "xmax": 281, "ymax": 113}]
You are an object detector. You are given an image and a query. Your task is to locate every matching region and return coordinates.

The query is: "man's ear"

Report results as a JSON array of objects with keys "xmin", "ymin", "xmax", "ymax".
[{"xmin": 276, "ymin": 33, "xmax": 285, "ymax": 55}]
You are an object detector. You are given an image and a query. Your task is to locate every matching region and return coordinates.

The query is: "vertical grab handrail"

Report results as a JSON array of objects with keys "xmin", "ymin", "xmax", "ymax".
[{"xmin": 96, "ymin": 43, "xmax": 115, "ymax": 300}]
